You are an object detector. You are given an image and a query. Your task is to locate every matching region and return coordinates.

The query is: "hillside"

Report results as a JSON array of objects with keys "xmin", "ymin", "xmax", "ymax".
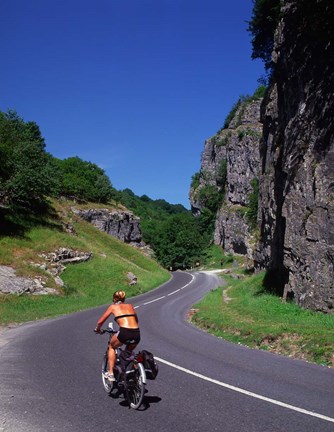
[{"xmin": 0, "ymin": 199, "xmax": 170, "ymax": 325}]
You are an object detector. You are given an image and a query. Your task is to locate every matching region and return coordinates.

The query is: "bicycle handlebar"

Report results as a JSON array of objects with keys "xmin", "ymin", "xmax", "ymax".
[{"xmin": 94, "ymin": 327, "xmax": 117, "ymax": 335}]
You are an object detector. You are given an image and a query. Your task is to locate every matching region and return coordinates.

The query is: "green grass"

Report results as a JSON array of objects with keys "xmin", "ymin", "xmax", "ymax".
[
  {"xmin": 0, "ymin": 200, "xmax": 170, "ymax": 325},
  {"xmin": 192, "ymin": 272, "xmax": 334, "ymax": 366}
]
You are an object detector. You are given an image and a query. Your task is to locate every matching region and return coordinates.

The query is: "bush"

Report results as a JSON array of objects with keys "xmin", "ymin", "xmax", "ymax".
[
  {"xmin": 246, "ymin": 178, "xmax": 259, "ymax": 229},
  {"xmin": 197, "ymin": 185, "xmax": 223, "ymax": 214},
  {"xmin": 191, "ymin": 172, "xmax": 201, "ymax": 190}
]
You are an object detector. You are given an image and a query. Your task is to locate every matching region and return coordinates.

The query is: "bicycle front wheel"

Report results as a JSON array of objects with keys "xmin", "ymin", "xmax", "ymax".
[
  {"xmin": 101, "ymin": 352, "xmax": 114, "ymax": 394},
  {"xmin": 125, "ymin": 363, "xmax": 145, "ymax": 409}
]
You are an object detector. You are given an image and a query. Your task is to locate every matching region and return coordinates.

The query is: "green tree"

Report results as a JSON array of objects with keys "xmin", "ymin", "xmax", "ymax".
[
  {"xmin": 0, "ymin": 110, "xmax": 58, "ymax": 208},
  {"xmin": 118, "ymin": 188, "xmax": 189, "ymax": 247},
  {"xmin": 153, "ymin": 213, "xmax": 206, "ymax": 269},
  {"xmin": 247, "ymin": 0, "xmax": 281, "ymax": 71},
  {"xmin": 55, "ymin": 156, "xmax": 114, "ymax": 203}
]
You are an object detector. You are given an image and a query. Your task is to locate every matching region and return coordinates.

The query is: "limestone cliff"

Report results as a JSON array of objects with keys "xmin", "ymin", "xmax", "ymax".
[
  {"xmin": 72, "ymin": 208, "xmax": 144, "ymax": 246},
  {"xmin": 255, "ymin": 0, "xmax": 334, "ymax": 312},
  {"xmin": 189, "ymin": 97, "xmax": 263, "ymax": 262},
  {"xmin": 190, "ymin": 0, "xmax": 334, "ymax": 312}
]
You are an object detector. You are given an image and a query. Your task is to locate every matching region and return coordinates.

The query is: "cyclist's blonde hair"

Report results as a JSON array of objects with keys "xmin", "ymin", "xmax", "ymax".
[{"xmin": 113, "ymin": 290, "xmax": 126, "ymax": 303}]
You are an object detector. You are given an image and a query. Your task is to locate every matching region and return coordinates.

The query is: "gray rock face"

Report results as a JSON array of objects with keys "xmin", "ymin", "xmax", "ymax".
[
  {"xmin": 72, "ymin": 208, "xmax": 143, "ymax": 245},
  {"xmin": 0, "ymin": 248, "xmax": 93, "ymax": 296},
  {"xmin": 0, "ymin": 265, "xmax": 58, "ymax": 296},
  {"xmin": 255, "ymin": 1, "xmax": 334, "ymax": 312},
  {"xmin": 190, "ymin": 1, "xmax": 333, "ymax": 312},
  {"xmin": 190, "ymin": 99, "xmax": 262, "ymax": 262}
]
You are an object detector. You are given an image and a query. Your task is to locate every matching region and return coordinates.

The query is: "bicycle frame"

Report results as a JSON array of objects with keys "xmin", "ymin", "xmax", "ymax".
[{"xmin": 99, "ymin": 323, "xmax": 146, "ymax": 409}]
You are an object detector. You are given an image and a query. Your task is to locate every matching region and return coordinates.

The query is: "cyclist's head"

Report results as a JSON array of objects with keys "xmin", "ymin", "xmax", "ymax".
[{"xmin": 113, "ymin": 290, "xmax": 126, "ymax": 303}]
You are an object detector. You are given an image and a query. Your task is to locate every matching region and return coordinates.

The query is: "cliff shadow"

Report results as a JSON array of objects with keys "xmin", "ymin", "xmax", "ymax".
[{"xmin": 261, "ymin": 267, "xmax": 289, "ymax": 297}]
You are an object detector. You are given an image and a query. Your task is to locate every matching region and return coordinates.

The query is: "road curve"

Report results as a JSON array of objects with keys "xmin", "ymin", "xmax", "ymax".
[{"xmin": 0, "ymin": 271, "xmax": 333, "ymax": 432}]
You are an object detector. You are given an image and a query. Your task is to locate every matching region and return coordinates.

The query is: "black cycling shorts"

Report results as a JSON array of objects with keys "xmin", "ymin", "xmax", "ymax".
[{"xmin": 116, "ymin": 327, "xmax": 141, "ymax": 345}]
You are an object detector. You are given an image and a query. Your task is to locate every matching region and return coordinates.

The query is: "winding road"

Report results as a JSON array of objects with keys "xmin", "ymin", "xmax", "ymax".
[{"xmin": 0, "ymin": 271, "xmax": 333, "ymax": 432}]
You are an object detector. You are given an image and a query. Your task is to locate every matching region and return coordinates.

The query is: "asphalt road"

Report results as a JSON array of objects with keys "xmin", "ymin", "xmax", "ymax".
[{"xmin": 0, "ymin": 271, "xmax": 333, "ymax": 432}]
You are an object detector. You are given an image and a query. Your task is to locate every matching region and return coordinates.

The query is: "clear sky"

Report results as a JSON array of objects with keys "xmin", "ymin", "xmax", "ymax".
[{"xmin": 1, "ymin": 0, "xmax": 264, "ymax": 208}]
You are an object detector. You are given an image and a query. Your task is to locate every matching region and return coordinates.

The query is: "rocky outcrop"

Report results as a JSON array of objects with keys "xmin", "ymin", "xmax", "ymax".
[
  {"xmin": 72, "ymin": 208, "xmax": 143, "ymax": 246},
  {"xmin": 190, "ymin": 98, "xmax": 262, "ymax": 262},
  {"xmin": 37, "ymin": 248, "xmax": 92, "ymax": 285},
  {"xmin": 255, "ymin": 1, "xmax": 334, "ymax": 312},
  {"xmin": 0, "ymin": 248, "xmax": 93, "ymax": 295},
  {"xmin": 0, "ymin": 265, "xmax": 59, "ymax": 296}
]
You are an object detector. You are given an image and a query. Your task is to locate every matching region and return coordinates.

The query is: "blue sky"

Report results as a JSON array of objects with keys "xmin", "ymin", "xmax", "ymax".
[{"xmin": 1, "ymin": 0, "xmax": 264, "ymax": 208}]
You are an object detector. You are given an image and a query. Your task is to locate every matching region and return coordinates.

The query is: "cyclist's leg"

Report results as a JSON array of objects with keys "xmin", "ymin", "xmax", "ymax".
[
  {"xmin": 108, "ymin": 334, "xmax": 123, "ymax": 373},
  {"xmin": 125, "ymin": 342, "xmax": 138, "ymax": 352}
]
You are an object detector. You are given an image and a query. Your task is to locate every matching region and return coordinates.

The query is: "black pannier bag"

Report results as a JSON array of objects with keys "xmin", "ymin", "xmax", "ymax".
[
  {"xmin": 119, "ymin": 349, "xmax": 135, "ymax": 371},
  {"xmin": 141, "ymin": 350, "xmax": 159, "ymax": 380}
]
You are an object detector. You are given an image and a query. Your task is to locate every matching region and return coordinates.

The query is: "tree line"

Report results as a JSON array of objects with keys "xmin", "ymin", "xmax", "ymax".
[
  {"xmin": 0, "ymin": 110, "xmax": 116, "ymax": 209},
  {"xmin": 0, "ymin": 109, "xmax": 213, "ymax": 270}
]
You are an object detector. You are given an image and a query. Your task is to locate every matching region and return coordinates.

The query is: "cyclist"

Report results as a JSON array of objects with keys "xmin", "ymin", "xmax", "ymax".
[{"xmin": 94, "ymin": 290, "xmax": 140, "ymax": 382}]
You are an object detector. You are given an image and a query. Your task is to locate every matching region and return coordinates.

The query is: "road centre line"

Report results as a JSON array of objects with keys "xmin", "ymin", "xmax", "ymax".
[
  {"xmin": 168, "ymin": 289, "xmax": 180, "ymax": 296},
  {"xmin": 135, "ymin": 273, "xmax": 195, "ymax": 308},
  {"xmin": 155, "ymin": 356, "xmax": 334, "ymax": 424},
  {"xmin": 142, "ymin": 296, "xmax": 166, "ymax": 306}
]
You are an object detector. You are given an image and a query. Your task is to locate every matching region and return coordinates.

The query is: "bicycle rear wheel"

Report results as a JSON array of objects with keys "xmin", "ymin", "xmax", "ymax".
[
  {"xmin": 125, "ymin": 362, "xmax": 145, "ymax": 409},
  {"xmin": 101, "ymin": 352, "xmax": 114, "ymax": 394}
]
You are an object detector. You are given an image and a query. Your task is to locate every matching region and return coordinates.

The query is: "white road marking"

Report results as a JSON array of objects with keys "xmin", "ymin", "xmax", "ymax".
[
  {"xmin": 142, "ymin": 296, "xmax": 166, "ymax": 306},
  {"xmin": 156, "ymin": 356, "xmax": 334, "ymax": 424},
  {"xmin": 181, "ymin": 273, "xmax": 195, "ymax": 288},
  {"xmin": 137, "ymin": 273, "xmax": 332, "ymax": 423},
  {"xmin": 135, "ymin": 273, "xmax": 195, "ymax": 308},
  {"xmin": 168, "ymin": 289, "xmax": 180, "ymax": 296}
]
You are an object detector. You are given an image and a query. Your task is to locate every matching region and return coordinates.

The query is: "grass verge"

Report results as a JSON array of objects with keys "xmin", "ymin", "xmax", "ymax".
[
  {"xmin": 191, "ymin": 271, "xmax": 334, "ymax": 367},
  {"xmin": 0, "ymin": 200, "xmax": 170, "ymax": 325}
]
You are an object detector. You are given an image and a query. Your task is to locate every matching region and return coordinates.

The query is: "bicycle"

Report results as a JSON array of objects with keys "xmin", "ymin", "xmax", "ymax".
[{"xmin": 98, "ymin": 323, "xmax": 146, "ymax": 409}]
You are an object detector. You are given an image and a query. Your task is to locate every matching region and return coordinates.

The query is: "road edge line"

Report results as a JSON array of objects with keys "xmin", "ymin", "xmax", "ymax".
[{"xmin": 155, "ymin": 356, "xmax": 334, "ymax": 424}]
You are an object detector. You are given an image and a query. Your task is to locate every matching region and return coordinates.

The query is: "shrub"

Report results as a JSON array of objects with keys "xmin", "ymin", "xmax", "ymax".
[{"xmin": 246, "ymin": 178, "xmax": 259, "ymax": 229}]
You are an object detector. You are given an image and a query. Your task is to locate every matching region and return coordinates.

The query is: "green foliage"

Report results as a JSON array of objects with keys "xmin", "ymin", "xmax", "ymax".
[
  {"xmin": 0, "ymin": 110, "xmax": 58, "ymax": 208},
  {"xmin": 203, "ymin": 244, "xmax": 226, "ymax": 269},
  {"xmin": 197, "ymin": 185, "xmax": 223, "ymax": 214},
  {"xmin": 192, "ymin": 272, "xmax": 334, "ymax": 366},
  {"xmin": 216, "ymin": 159, "xmax": 227, "ymax": 189},
  {"xmin": 222, "ymin": 99, "xmax": 242, "ymax": 129},
  {"xmin": 195, "ymin": 207, "xmax": 216, "ymax": 241},
  {"xmin": 153, "ymin": 213, "xmax": 207, "ymax": 269},
  {"xmin": 55, "ymin": 156, "xmax": 115, "ymax": 203},
  {"xmin": 247, "ymin": 0, "xmax": 281, "ymax": 70},
  {"xmin": 252, "ymin": 85, "xmax": 267, "ymax": 99},
  {"xmin": 246, "ymin": 178, "xmax": 259, "ymax": 229},
  {"xmin": 221, "ymin": 86, "xmax": 267, "ymax": 131},
  {"xmin": 0, "ymin": 200, "xmax": 169, "ymax": 324},
  {"xmin": 190, "ymin": 172, "xmax": 200, "ymax": 190},
  {"xmin": 0, "ymin": 110, "xmax": 117, "ymax": 209},
  {"xmin": 118, "ymin": 188, "xmax": 188, "ymax": 248},
  {"xmin": 238, "ymin": 130, "xmax": 246, "ymax": 141}
]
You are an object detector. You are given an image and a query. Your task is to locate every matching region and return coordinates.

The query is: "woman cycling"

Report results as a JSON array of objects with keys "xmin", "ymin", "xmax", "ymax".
[{"xmin": 94, "ymin": 290, "xmax": 140, "ymax": 381}]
